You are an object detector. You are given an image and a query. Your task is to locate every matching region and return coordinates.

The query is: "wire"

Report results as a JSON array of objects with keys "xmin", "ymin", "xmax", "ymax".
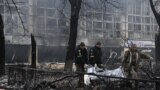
[{"xmin": 11, "ymin": 0, "xmax": 26, "ymax": 35}]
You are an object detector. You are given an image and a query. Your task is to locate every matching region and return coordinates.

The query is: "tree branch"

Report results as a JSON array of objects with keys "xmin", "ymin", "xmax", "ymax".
[
  {"xmin": 11, "ymin": 0, "xmax": 26, "ymax": 35},
  {"xmin": 105, "ymin": 0, "xmax": 119, "ymax": 8},
  {"xmin": 149, "ymin": 0, "xmax": 158, "ymax": 17}
]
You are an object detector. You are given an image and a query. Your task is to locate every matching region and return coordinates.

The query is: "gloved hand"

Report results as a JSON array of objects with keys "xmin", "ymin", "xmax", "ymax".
[
  {"xmin": 97, "ymin": 64, "xmax": 105, "ymax": 69},
  {"xmin": 97, "ymin": 64, "xmax": 105, "ymax": 71},
  {"xmin": 149, "ymin": 57, "xmax": 153, "ymax": 60},
  {"xmin": 84, "ymin": 64, "xmax": 89, "ymax": 68}
]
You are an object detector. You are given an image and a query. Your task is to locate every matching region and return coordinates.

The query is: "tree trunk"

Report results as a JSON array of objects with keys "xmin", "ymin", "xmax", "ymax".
[
  {"xmin": 155, "ymin": 32, "xmax": 160, "ymax": 60},
  {"xmin": 155, "ymin": 33, "xmax": 160, "ymax": 75},
  {"xmin": 31, "ymin": 34, "xmax": 36, "ymax": 68},
  {"xmin": 0, "ymin": 14, "xmax": 5, "ymax": 76},
  {"xmin": 64, "ymin": 0, "xmax": 82, "ymax": 72},
  {"xmin": 149, "ymin": 0, "xmax": 160, "ymax": 61}
]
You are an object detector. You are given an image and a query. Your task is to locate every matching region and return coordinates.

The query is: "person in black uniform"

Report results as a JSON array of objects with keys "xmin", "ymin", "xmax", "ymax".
[
  {"xmin": 89, "ymin": 42, "xmax": 104, "ymax": 68},
  {"xmin": 75, "ymin": 42, "xmax": 88, "ymax": 87}
]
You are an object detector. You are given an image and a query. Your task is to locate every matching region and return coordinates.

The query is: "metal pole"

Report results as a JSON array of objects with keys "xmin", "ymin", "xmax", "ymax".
[{"xmin": 8, "ymin": 67, "xmax": 11, "ymax": 85}]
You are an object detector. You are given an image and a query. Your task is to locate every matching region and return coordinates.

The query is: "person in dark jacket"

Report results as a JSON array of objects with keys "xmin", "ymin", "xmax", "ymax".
[
  {"xmin": 89, "ymin": 42, "xmax": 104, "ymax": 68},
  {"xmin": 75, "ymin": 42, "xmax": 88, "ymax": 87}
]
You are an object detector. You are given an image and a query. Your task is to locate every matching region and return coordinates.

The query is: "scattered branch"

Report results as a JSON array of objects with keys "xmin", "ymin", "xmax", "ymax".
[{"xmin": 34, "ymin": 75, "xmax": 78, "ymax": 89}]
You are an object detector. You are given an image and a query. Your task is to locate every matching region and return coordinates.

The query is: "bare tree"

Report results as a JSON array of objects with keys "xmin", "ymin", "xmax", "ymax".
[
  {"xmin": 64, "ymin": 0, "xmax": 82, "ymax": 72},
  {"xmin": 0, "ymin": 14, "xmax": 5, "ymax": 76},
  {"xmin": 150, "ymin": 0, "xmax": 160, "ymax": 74},
  {"xmin": 149, "ymin": 0, "xmax": 160, "ymax": 59}
]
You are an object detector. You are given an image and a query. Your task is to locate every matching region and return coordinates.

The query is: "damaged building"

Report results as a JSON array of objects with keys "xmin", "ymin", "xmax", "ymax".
[{"xmin": 0, "ymin": 0, "xmax": 158, "ymax": 63}]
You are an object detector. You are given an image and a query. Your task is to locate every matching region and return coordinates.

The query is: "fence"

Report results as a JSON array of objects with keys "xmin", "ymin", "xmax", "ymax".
[
  {"xmin": 82, "ymin": 72, "xmax": 160, "ymax": 90},
  {"xmin": 7, "ymin": 66, "xmax": 160, "ymax": 90},
  {"xmin": 7, "ymin": 66, "xmax": 78, "ymax": 90}
]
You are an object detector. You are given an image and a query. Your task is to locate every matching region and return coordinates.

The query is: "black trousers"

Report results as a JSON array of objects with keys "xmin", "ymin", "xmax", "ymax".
[{"xmin": 75, "ymin": 64, "xmax": 85, "ymax": 87}]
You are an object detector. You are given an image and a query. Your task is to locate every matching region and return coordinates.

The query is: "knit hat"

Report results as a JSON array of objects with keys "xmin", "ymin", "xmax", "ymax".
[
  {"xmin": 96, "ymin": 41, "xmax": 101, "ymax": 45},
  {"xmin": 80, "ymin": 42, "xmax": 85, "ymax": 47}
]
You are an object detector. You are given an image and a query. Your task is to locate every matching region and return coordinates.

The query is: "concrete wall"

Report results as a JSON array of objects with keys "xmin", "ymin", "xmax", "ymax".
[{"xmin": 5, "ymin": 44, "xmax": 155, "ymax": 64}]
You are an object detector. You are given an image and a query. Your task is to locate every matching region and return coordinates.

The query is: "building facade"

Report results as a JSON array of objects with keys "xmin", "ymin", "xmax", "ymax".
[
  {"xmin": 78, "ymin": 0, "xmax": 158, "ymax": 47},
  {"xmin": 0, "ymin": 0, "xmax": 158, "ymax": 47},
  {"xmin": 0, "ymin": 0, "xmax": 157, "ymax": 63}
]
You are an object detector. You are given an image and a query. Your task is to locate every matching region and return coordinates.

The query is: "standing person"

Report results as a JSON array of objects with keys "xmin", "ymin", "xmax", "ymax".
[
  {"xmin": 75, "ymin": 42, "xmax": 88, "ymax": 88},
  {"xmin": 122, "ymin": 44, "xmax": 153, "ymax": 79},
  {"xmin": 89, "ymin": 42, "xmax": 104, "ymax": 69}
]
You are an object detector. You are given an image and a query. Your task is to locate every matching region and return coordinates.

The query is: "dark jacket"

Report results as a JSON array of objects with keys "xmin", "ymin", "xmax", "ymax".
[
  {"xmin": 89, "ymin": 46, "xmax": 102, "ymax": 66},
  {"xmin": 75, "ymin": 45, "xmax": 88, "ymax": 65}
]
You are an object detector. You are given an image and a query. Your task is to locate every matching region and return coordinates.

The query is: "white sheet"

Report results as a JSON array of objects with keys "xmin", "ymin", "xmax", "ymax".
[{"xmin": 84, "ymin": 66, "xmax": 126, "ymax": 85}]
